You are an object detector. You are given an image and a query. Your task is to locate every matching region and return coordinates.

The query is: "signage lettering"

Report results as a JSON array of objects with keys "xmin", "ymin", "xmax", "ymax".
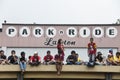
[{"xmin": 6, "ymin": 26, "xmax": 118, "ymax": 38}]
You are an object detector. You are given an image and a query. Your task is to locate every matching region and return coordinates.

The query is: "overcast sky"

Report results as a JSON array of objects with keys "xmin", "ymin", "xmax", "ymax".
[{"xmin": 0, "ymin": 0, "xmax": 120, "ymax": 28}]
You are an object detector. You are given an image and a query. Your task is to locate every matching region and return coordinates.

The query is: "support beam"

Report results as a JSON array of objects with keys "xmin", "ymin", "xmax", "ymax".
[{"xmin": 105, "ymin": 73, "xmax": 112, "ymax": 80}]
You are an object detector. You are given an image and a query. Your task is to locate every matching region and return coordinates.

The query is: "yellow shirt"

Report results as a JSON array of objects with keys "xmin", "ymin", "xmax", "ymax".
[
  {"xmin": 114, "ymin": 56, "xmax": 120, "ymax": 62},
  {"xmin": 108, "ymin": 57, "xmax": 114, "ymax": 62},
  {"xmin": 77, "ymin": 57, "xmax": 81, "ymax": 62}
]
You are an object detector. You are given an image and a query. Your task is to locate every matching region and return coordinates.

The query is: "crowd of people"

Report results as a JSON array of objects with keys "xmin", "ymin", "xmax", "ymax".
[{"xmin": 0, "ymin": 38, "xmax": 120, "ymax": 75}]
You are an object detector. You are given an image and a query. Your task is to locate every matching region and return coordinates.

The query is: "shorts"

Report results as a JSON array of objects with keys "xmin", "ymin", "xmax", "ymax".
[{"xmin": 56, "ymin": 62, "xmax": 62, "ymax": 65}]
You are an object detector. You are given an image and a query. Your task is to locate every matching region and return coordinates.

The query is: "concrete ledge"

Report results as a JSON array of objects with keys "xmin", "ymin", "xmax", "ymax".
[
  {"xmin": 0, "ymin": 65, "xmax": 120, "ymax": 72},
  {"xmin": 0, "ymin": 65, "xmax": 120, "ymax": 79}
]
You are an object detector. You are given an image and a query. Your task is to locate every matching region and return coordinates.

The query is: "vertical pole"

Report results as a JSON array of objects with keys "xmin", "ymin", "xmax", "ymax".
[
  {"xmin": 17, "ymin": 73, "xmax": 20, "ymax": 80},
  {"xmin": 105, "ymin": 73, "xmax": 112, "ymax": 80},
  {"xmin": 17, "ymin": 73, "xmax": 24, "ymax": 80}
]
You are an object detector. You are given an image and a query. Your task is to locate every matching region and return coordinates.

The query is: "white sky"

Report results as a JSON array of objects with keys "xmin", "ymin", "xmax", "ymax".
[{"xmin": 0, "ymin": 0, "xmax": 120, "ymax": 28}]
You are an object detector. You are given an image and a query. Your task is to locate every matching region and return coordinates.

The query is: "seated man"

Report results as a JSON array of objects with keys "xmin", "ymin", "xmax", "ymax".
[
  {"xmin": 43, "ymin": 50, "xmax": 55, "ymax": 65},
  {"xmin": 66, "ymin": 50, "xmax": 77, "ymax": 65},
  {"xmin": 95, "ymin": 52, "xmax": 105, "ymax": 65},
  {"xmin": 114, "ymin": 52, "xmax": 120, "ymax": 65},
  {"xmin": 8, "ymin": 50, "xmax": 18, "ymax": 64},
  {"xmin": 106, "ymin": 53, "xmax": 116, "ymax": 65},
  {"xmin": 30, "ymin": 52, "xmax": 41, "ymax": 66},
  {"xmin": 0, "ymin": 50, "xmax": 8, "ymax": 64}
]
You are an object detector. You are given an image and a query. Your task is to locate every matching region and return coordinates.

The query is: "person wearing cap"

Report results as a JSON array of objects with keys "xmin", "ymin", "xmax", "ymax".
[
  {"xmin": 66, "ymin": 50, "xmax": 77, "ymax": 65},
  {"xmin": 30, "ymin": 52, "xmax": 41, "ymax": 66},
  {"xmin": 43, "ymin": 50, "xmax": 55, "ymax": 65},
  {"xmin": 106, "ymin": 53, "xmax": 116, "ymax": 65},
  {"xmin": 109, "ymin": 49, "xmax": 113, "ymax": 55},
  {"xmin": 87, "ymin": 38, "xmax": 97, "ymax": 63},
  {"xmin": 8, "ymin": 50, "xmax": 18, "ymax": 64},
  {"xmin": 95, "ymin": 52, "xmax": 105, "ymax": 65},
  {"xmin": 19, "ymin": 51, "xmax": 27, "ymax": 74}
]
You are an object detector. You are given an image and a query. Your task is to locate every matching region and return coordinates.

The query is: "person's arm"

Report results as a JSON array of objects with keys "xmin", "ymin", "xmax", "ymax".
[
  {"xmin": 30, "ymin": 56, "xmax": 33, "ymax": 63},
  {"xmin": 50, "ymin": 55, "xmax": 54, "ymax": 61},
  {"xmin": 94, "ymin": 43, "xmax": 97, "ymax": 54},
  {"xmin": 38, "ymin": 56, "xmax": 41, "ymax": 62},
  {"xmin": 61, "ymin": 45, "xmax": 64, "ymax": 51},
  {"xmin": 87, "ymin": 43, "xmax": 90, "ymax": 56},
  {"xmin": 66, "ymin": 56, "xmax": 70, "ymax": 62},
  {"xmin": 8, "ymin": 56, "xmax": 11, "ymax": 63},
  {"xmin": 44, "ymin": 56, "xmax": 46, "ymax": 61}
]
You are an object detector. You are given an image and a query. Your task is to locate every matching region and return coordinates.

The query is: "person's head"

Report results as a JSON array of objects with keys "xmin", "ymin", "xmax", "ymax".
[
  {"xmin": 11, "ymin": 50, "xmax": 16, "ymax": 55},
  {"xmin": 57, "ymin": 39, "xmax": 63, "ymax": 44},
  {"xmin": 97, "ymin": 52, "xmax": 102, "ymax": 56},
  {"xmin": 71, "ymin": 50, "xmax": 76, "ymax": 56},
  {"xmin": 90, "ymin": 37, "xmax": 94, "ymax": 43},
  {"xmin": 34, "ymin": 52, "xmax": 38, "ymax": 57},
  {"xmin": 21, "ymin": 52, "xmax": 25, "ymax": 57},
  {"xmin": 109, "ymin": 49, "xmax": 113, "ymax": 54},
  {"xmin": 28, "ymin": 56, "xmax": 31, "ymax": 60},
  {"xmin": 0, "ymin": 50, "xmax": 4, "ymax": 55},
  {"xmin": 47, "ymin": 50, "xmax": 51, "ymax": 56}
]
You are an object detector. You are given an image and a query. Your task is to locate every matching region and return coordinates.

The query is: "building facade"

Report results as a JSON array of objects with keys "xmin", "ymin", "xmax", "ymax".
[{"xmin": 0, "ymin": 23, "xmax": 120, "ymax": 61}]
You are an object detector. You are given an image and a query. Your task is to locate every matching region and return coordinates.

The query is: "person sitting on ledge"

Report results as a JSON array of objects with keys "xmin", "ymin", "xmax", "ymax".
[
  {"xmin": 28, "ymin": 56, "xmax": 31, "ymax": 64},
  {"xmin": 95, "ymin": 52, "xmax": 105, "ymax": 65},
  {"xmin": 43, "ymin": 50, "xmax": 55, "ymax": 65},
  {"xmin": 75, "ymin": 53, "xmax": 83, "ymax": 65},
  {"xmin": 114, "ymin": 52, "xmax": 120, "ymax": 65},
  {"xmin": 19, "ymin": 51, "xmax": 27, "ymax": 74},
  {"xmin": 0, "ymin": 50, "xmax": 8, "ymax": 65},
  {"xmin": 29, "ymin": 52, "xmax": 41, "ymax": 66},
  {"xmin": 66, "ymin": 50, "xmax": 77, "ymax": 65},
  {"xmin": 106, "ymin": 53, "xmax": 116, "ymax": 65},
  {"xmin": 54, "ymin": 50, "xmax": 64, "ymax": 75},
  {"xmin": 8, "ymin": 50, "xmax": 18, "ymax": 64}
]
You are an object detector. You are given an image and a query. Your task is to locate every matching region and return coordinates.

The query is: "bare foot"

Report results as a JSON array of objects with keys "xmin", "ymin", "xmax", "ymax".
[{"xmin": 57, "ymin": 71, "xmax": 60, "ymax": 76}]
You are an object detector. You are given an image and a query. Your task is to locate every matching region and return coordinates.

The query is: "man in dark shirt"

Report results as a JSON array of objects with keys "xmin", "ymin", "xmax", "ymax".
[
  {"xmin": 0, "ymin": 50, "xmax": 7, "ymax": 64},
  {"xmin": 8, "ymin": 50, "xmax": 18, "ymax": 64},
  {"xmin": 19, "ymin": 52, "xmax": 26, "ymax": 74},
  {"xmin": 66, "ymin": 50, "xmax": 77, "ymax": 65}
]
